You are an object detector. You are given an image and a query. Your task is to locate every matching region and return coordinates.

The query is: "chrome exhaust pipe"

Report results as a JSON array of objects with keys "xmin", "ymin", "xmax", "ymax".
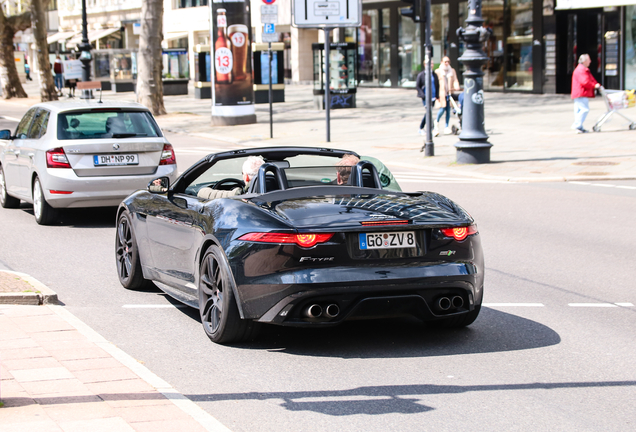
[
  {"xmin": 324, "ymin": 304, "xmax": 340, "ymax": 318},
  {"xmin": 452, "ymin": 296, "xmax": 464, "ymax": 309},
  {"xmin": 304, "ymin": 304, "xmax": 323, "ymax": 318},
  {"xmin": 437, "ymin": 297, "xmax": 451, "ymax": 311}
]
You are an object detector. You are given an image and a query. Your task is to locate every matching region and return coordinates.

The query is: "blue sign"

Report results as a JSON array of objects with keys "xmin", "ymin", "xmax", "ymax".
[{"xmin": 264, "ymin": 23, "xmax": 275, "ymax": 33}]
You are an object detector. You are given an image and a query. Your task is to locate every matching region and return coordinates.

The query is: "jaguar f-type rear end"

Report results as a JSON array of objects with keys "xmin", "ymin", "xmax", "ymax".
[{"xmin": 226, "ymin": 188, "xmax": 484, "ymax": 329}]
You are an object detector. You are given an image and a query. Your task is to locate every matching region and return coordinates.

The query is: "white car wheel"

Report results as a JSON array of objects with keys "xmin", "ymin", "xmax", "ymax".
[
  {"xmin": 32, "ymin": 177, "xmax": 57, "ymax": 225},
  {"xmin": 0, "ymin": 165, "xmax": 20, "ymax": 208}
]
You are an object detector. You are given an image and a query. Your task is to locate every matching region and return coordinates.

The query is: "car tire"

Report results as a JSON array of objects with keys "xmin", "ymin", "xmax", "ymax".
[
  {"xmin": 115, "ymin": 211, "xmax": 153, "ymax": 290},
  {"xmin": 429, "ymin": 305, "xmax": 481, "ymax": 329},
  {"xmin": 0, "ymin": 165, "xmax": 20, "ymax": 209},
  {"xmin": 199, "ymin": 245, "xmax": 260, "ymax": 344},
  {"xmin": 33, "ymin": 177, "xmax": 57, "ymax": 225}
]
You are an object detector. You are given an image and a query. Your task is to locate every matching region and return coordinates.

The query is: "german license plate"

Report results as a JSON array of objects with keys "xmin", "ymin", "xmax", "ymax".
[
  {"xmin": 94, "ymin": 154, "xmax": 138, "ymax": 166},
  {"xmin": 359, "ymin": 231, "xmax": 416, "ymax": 250}
]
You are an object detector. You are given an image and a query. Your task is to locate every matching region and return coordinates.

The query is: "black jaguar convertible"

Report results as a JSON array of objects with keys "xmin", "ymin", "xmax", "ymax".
[{"xmin": 115, "ymin": 147, "xmax": 484, "ymax": 344}]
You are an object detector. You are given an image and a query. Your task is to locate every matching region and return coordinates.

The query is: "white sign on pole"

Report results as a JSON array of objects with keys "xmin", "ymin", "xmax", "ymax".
[
  {"xmin": 262, "ymin": 23, "xmax": 278, "ymax": 42},
  {"xmin": 261, "ymin": 14, "xmax": 278, "ymax": 24},
  {"xmin": 292, "ymin": 0, "xmax": 362, "ymax": 28},
  {"xmin": 261, "ymin": 5, "xmax": 278, "ymax": 14}
]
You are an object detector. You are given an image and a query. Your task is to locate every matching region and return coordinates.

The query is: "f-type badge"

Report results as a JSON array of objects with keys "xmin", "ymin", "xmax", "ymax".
[{"xmin": 299, "ymin": 257, "xmax": 334, "ymax": 263}]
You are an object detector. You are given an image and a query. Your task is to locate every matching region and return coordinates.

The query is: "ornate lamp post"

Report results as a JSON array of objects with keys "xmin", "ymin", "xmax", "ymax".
[
  {"xmin": 78, "ymin": 0, "xmax": 93, "ymax": 99},
  {"xmin": 455, "ymin": 0, "xmax": 492, "ymax": 163}
]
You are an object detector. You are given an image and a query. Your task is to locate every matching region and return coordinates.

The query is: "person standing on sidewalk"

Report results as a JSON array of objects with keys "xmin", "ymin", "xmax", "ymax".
[
  {"xmin": 54, "ymin": 56, "xmax": 64, "ymax": 95},
  {"xmin": 435, "ymin": 56, "xmax": 460, "ymax": 136},
  {"xmin": 571, "ymin": 53, "xmax": 602, "ymax": 134},
  {"xmin": 24, "ymin": 62, "xmax": 32, "ymax": 81},
  {"xmin": 415, "ymin": 58, "xmax": 439, "ymax": 136}
]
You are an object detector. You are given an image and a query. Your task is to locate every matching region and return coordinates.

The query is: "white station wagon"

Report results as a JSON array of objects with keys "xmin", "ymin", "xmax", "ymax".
[{"xmin": 0, "ymin": 101, "xmax": 178, "ymax": 225}]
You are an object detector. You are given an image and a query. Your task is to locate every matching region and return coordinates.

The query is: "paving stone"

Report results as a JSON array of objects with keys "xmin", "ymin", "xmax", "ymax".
[
  {"xmin": 130, "ymin": 418, "xmax": 209, "ymax": 432},
  {"xmin": 57, "ymin": 417, "xmax": 136, "ymax": 432},
  {"xmin": 42, "ymin": 401, "xmax": 118, "ymax": 422},
  {"xmin": 73, "ymin": 366, "xmax": 140, "ymax": 384},
  {"xmin": 1, "ymin": 420, "xmax": 63, "ymax": 432},
  {"xmin": 11, "ymin": 367, "xmax": 75, "ymax": 383},
  {"xmin": 59, "ymin": 357, "xmax": 124, "ymax": 372},
  {"xmin": 19, "ymin": 378, "xmax": 92, "ymax": 397}
]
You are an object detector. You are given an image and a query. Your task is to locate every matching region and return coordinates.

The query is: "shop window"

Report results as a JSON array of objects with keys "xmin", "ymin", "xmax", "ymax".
[
  {"xmin": 626, "ymin": 6, "xmax": 636, "ymax": 89},
  {"xmin": 505, "ymin": 0, "xmax": 533, "ymax": 91},
  {"xmin": 358, "ymin": 10, "xmax": 378, "ymax": 85},
  {"xmin": 177, "ymin": 0, "xmax": 208, "ymax": 8},
  {"xmin": 399, "ymin": 14, "xmax": 421, "ymax": 87}
]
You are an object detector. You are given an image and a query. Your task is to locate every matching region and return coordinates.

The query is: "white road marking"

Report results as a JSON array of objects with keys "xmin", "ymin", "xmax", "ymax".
[
  {"xmin": 395, "ymin": 175, "xmax": 507, "ymax": 184},
  {"xmin": 568, "ymin": 303, "xmax": 618, "ymax": 307},
  {"xmin": 482, "ymin": 303, "xmax": 545, "ymax": 307},
  {"xmin": 569, "ymin": 181, "xmax": 636, "ymax": 190},
  {"xmin": 615, "ymin": 302, "xmax": 634, "ymax": 307},
  {"xmin": 0, "ymin": 115, "xmax": 21, "ymax": 122},
  {"xmin": 122, "ymin": 304, "xmax": 186, "ymax": 309}
]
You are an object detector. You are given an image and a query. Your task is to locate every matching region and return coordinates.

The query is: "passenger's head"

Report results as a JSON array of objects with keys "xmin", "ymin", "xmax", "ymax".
[
  {"xmin": 579, "ymin": 54, "xmax": 591, "ymax": 67},
  {"xmin": 441, "ymin": 56, "xmax": 451, "ymax": 70},
  {"xmin": 242, "ymin": 156, "xmax": 265, "ymax": 184},
  {"xmin": 336, "ymin": 154, "xmax": 360, "ymax": 185}
]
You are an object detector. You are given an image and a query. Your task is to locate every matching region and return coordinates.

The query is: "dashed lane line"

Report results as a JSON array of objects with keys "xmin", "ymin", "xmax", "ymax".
[
  {"xmin": 569, "ymin": 181, "xmax": 636, "ymax": 190},
  {"xmin": 482, "ymin": 303, "xmax": 545, "ymax": 307},
  {"xmin": 568, "ymin": 303, "xmax": 634, "ymax": 307},
  {"xmin": 123, "ymin": 304, "xmax": 187, "ymax": 308}
]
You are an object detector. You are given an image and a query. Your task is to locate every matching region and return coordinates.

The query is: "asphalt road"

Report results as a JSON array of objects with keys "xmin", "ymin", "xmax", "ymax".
[{"xmin": 1, "ymin": 153, "xmax": 635, "ymax": 431}]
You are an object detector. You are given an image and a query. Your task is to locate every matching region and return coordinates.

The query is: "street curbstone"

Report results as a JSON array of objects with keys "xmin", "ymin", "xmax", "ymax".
[{"xmin": 0, "ymin": 270, "xmax": 58, "ymax": 305}]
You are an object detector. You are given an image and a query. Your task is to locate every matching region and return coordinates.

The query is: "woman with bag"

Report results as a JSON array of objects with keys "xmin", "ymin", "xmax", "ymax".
[{"xmin": 434, "ymin": 56, "xmax": 461, "ymax": 136}]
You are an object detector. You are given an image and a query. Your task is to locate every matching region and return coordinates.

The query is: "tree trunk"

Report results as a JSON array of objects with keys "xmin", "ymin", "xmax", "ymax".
[
  {"xmin": 136, "ymin": 0, "xmax": 166, "ymax": 116},
  {"xmin": 30, "ymin": 0, "xmax": 57, "ymax": 101},
  {"xmin": 0, "ymin": 10, "xmax": 30, "ymax": 99}
]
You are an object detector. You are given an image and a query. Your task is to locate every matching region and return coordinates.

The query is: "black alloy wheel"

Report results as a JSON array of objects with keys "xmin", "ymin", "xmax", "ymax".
[
  {"xmin": 32, "ymin": 176, "xmax": 57, "ymax": 225},
  {"xmin": 0, "ymin": 165, "xmax": 20, "ymax": 208},
  {"xmin": 116, "ymin": 211, "xmax": 152, "ymax": 290},
  {"xmin": 199, "ymin": 245, "xmax": 259, "ymax": 344}
]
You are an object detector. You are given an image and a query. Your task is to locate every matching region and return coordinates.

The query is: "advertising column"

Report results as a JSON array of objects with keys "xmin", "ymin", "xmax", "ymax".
[{"xmin": 211, "ymin": 0, "xmax": 256, "ymax": 125}]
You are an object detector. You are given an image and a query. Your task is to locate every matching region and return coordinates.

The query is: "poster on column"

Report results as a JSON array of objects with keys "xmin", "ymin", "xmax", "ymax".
[{"xmin": 211, "ymin": 0, "xmax": 254, "ymax": 117}]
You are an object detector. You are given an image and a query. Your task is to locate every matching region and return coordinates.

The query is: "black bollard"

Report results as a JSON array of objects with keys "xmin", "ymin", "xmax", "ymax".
[{"xmin": 455, "ymin": 0, "xmax": 492, "ymax": 164}]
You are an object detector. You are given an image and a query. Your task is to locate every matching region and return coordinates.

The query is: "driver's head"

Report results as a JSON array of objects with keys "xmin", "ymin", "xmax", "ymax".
[
  {"xmin": 336, "ymin": 154, "xmax": 360, "ymax": 185},
  {"xmin": 242, "ymin": 156, "xmax": 265, "ymax": 184}
]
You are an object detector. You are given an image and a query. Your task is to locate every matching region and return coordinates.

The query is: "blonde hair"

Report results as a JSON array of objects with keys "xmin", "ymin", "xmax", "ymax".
[
  {"xmin": 336, "ymin": 154, "xmax": 360, "ymax": 184},
  {"xmin": 242, "ymin": 156, "xmax": 264, "ymax": 177}
]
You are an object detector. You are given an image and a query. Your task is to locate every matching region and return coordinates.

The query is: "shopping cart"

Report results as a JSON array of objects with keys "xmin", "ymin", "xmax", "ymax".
[{"xmin": 592, "ymin": 88, "xmax": 636, "ymax": 132}]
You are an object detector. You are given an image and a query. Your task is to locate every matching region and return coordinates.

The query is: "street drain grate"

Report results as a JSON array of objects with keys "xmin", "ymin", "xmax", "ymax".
[{"xmin": 572, "ymin": 161, "xmax": 619, "ymax": 166}]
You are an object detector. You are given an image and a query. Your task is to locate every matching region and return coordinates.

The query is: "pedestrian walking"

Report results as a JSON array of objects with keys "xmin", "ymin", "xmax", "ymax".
[
  {"xmin": 24, "ymin": 62, "xmax": 32, "ymax": 81},
  {"xmin": 415, "ymin": 58, "xmax": 439, "ymax": 136},
  {"xmin": 434, "ymin": 56, "xmax": 461, "ymax": 136},
  {"xmin": 54, "ymin": 55, "xmax": 64, "ymax": 95},
  {"xmin": 571, "ymin": 53, "xmax": 602, "ymax": 134}
]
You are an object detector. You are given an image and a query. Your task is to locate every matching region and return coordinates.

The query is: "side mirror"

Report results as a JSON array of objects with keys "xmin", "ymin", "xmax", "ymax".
[
  {"xmin": 148, "ymin": 176, "xmax": 169, "ymax": 193},
  {"xmin": 0, "ymin": 129, "xmax": 13, "ymax": 140}
]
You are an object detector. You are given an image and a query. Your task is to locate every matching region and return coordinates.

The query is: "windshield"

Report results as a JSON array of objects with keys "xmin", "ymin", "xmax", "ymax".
[{"xmin": 57, "ymin": 110, "xmax": 162, "ymax": 140}]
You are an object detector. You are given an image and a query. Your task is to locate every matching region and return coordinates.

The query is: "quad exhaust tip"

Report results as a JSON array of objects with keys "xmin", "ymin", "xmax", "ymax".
[
  {"xmin": 452, "ymin": 296, "xmax": 464, "ymax": 309},
  {"xmin": 324, "ymin": 304, "xmax": 340, "ymax": 318},
  {"xmin": 304, "ymin": 304, "xmax": 323, "ymax": 318},
  {"xmin": 437, "ymin": 297, "xmax": 452, "ymax": 311}
]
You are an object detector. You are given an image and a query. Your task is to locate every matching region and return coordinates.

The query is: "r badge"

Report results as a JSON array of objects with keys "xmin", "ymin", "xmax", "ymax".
[{"xmin": 439, "ymin": 250, "xmax": 456, "ymax": 256}]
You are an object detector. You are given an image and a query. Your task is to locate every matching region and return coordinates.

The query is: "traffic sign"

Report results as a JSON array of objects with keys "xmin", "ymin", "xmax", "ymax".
[
  {"xmin": 262, "ymin": 0, "xmax": 276, "ymax": 4},
  {"xmin": 292, "ymin": 0, "xmax": 362, "ymax": 28},
  {"xmin": 261, "ymin": 14, "xmax": 278, "ymax": 24},
  {"xmin": 261, "ymin": 5, "xmax": 277, "ymax": 14},
  {"xmin": 263, "ymin": 23, "xmax": 275, "ymax": 33}
]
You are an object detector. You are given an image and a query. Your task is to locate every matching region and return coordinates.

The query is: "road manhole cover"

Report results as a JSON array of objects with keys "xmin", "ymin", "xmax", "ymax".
[{"xmin": 572, "ymin": 161, "xmax": 619, "ymax": 166}]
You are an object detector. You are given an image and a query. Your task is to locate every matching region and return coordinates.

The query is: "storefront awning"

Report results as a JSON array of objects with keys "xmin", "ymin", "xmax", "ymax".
[
  {"xmin": 164, "ymin": 32, "xmax": 189, "ymax": 42},
  {"xmin": 66, "ymin": 28, "xmax": 121, "ymax": 47},
  {"xmin": 556, "ymin": 0, "xmax": 636, "ymax": 9},
  {"xmin": 47, "ymin": 31, "xmax": 77, "ymax": 44}
]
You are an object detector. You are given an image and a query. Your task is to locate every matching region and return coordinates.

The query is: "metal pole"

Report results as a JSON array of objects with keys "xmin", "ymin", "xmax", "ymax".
[
  {"xmin": 324, "ymin": 28, "xmax": 331, "ymax": 143},
  {"xmin": 455, "ymin": 0, "xmax": 492, "ymax": 163},
  {"xmin": 423, "ymin": 0, "xmax": 434, "ymax": 156},
  {"xmin": 268, "ymin": 42, "xmax": 273, "ymax": 139},
  {"xmin": 78, "ymin": 0, "xmax": 93, "ymax": 99}
]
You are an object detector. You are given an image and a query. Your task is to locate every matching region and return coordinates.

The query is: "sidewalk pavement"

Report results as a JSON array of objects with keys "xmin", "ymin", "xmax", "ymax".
[
  {"xmin": 0, "ymin": 270, "xmax": 230, "ymax": 432},
  {"xmin": 3, "ymin": 80, "xmax": 636, "ymax": 182}
]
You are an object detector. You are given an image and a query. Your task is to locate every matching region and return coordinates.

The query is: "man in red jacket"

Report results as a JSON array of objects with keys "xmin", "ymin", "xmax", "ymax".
[{"xmin": 571, "ymin": 54, "xmax": 602, "ymax": 133}]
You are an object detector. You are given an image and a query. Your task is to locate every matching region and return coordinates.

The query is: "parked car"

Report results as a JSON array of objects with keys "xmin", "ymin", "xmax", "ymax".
[
  {"xmin": 115, "ymin": 147, "xmax": 484, "ymax": 344},
  {"xmin": 0, "ymin": 101, "xmax": 177, "ymax": 224}
]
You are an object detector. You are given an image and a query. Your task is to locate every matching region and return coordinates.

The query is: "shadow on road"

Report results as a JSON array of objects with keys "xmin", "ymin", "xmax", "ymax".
[
  {"xmin": 18, "ymin": 205, "xmax": 118, "ymax": 228},
  {"xmin": 185, "ymin": 380, "xmax": 636, "ymax": 416}
]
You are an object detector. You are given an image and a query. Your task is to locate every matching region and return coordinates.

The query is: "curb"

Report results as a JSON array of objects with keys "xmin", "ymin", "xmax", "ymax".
[{"xmin": 0, "ymin": 270, "xmax": 58, "ymax": 305}]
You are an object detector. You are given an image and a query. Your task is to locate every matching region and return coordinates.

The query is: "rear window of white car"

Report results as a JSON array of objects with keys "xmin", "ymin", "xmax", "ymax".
[{"xmin": 57, "ymin": 110, "xmax": 162, "ymax": 140}]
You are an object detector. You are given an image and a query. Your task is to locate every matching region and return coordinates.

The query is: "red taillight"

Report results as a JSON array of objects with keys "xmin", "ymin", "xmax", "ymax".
[
  {"xmin": 46, "ymin": 147, "xmax": 71, "ymax": 169},
  {"xmin": 238, "ymin": 232, "xmax": 334, "ymax": 248},
  {"xmin": 440, "ymin": 225, "xmax": 478, "ymax": 241},
  {"xmin": 361, "ymin": 220, "xmax": 409, "ymax": 226},
  {"xmin": 159, "ymin": 144, "xmax": 176, "ymax": 165}
]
